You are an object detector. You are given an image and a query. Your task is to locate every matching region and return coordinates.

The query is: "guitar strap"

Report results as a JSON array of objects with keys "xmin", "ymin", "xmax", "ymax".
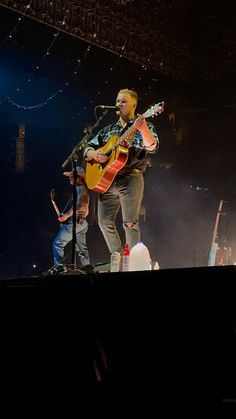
[
  {"xmin": 61, "ymin": 197, "xmax": 73, "ymax": 215},
  {"xmin": 119, "ymin": 119, "xmax": 134, "ymax": 136},
  {"xmin": 119, "ymin": 119, "xmax": 137, "ymax": 147}
]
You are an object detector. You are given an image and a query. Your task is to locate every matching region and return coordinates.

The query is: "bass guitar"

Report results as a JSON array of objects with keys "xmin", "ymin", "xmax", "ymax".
[
  {"xmin": 85, "ymin": 101, "xmax": 165, "ymax": 193},
  {"xmin": 50, "ymin": 188, "xmax": 68, "ymax": 225},
  {"xmin": 50, "ymin": 188, "xmax": 61, "ymax": 218}
]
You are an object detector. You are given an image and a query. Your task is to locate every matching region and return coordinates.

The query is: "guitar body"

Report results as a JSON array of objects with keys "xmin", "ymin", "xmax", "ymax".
[{"xmin": 86, "ymin": 135, "xmax": 129, "ymax": 193}]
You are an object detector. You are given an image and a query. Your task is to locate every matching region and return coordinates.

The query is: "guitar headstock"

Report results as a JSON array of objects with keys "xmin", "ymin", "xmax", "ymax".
[{"xmin": 144, "ymin": 101, "xmax": 165, "ymax": 118}]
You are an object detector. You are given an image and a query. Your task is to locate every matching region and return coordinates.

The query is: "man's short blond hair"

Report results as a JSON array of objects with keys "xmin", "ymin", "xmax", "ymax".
[{"xmin": 118, "ymin": 88, "xmax": 138, "ymax": 104}]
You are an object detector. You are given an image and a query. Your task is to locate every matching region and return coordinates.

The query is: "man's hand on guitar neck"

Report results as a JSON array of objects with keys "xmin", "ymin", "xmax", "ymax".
[
  {"xmin": 86, "ymin": 149, "xmax": 108, "ymax": 163},
  {"xmin": 134, "ymin": 115, "xmax": 148, "ymax": 131}
]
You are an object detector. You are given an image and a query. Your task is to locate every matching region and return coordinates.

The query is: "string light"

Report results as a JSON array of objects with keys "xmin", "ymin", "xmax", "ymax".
[
  {"xmin": 0, "ymin": 1, "xmax": 32, "ymax": 48},
  {"xmin": 6, "ymin": 42, "xmax": 92, "ymax": 110},
  {"xmin": 26, "ymin": 30, "xmax": 60, "ymax": 82},
  {"xmin": 135, "ymin": 54, "xmax": 160, "ymax": 103},
  {"xmin": 90, "ymin": 41, "xmax": 127, "ymax": 106},
  {"xmin": 6, "ymin": 90, "xmax": 60, "ymax": 109},
  {"xmin": 1, "ymin": 5, "xmax": 157, "ymax": 117},
  {"xmin": 0, "ymin": 4, "xmax": 94, "ymax": 111}
]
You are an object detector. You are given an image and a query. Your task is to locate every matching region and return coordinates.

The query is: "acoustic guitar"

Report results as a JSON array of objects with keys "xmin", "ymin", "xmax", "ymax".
[{"xmin": 85, "ymin": 101, "xmax": 165, "ymax": 193}]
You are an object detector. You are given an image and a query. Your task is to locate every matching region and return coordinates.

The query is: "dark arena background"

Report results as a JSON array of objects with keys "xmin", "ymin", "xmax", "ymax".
[{"xmin": 0, "ymin": 1, "xmax": 236, "ymax": 412}]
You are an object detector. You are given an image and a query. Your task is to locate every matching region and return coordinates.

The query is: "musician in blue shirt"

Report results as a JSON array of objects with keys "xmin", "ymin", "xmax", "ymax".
[
  {"xmin": 50, "ymin": 166, "xmax": 90, "ymax": 273},
  {"xmin": 84, "ymin": 88, "xmax": 160, "ymax": 255}
]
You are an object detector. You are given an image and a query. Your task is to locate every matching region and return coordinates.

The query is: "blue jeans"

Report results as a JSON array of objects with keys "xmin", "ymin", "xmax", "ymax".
[
  {"xmin": 98, "ymin": 171, "xmax": 144, "ymax": 253},
  {"xmin": 53, "ymin": 219, "xmax": 90, "ymax": 268}
]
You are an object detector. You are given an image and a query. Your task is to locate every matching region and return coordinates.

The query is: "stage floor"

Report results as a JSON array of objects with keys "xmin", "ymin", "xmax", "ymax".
[{"xmin": 0, "ymin": 265, "xmax": 236, "ymax": 413}]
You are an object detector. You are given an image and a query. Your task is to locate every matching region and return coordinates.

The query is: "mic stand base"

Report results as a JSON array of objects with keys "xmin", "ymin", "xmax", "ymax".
[{"xmin": 64, "ymin": 267, "xmax": 86, "ymax": 275}]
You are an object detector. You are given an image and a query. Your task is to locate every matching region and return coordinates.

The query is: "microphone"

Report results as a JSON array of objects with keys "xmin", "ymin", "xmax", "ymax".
[{"xmin": 96, "ymin": 105, "xmax": 119, "ymax": 110}]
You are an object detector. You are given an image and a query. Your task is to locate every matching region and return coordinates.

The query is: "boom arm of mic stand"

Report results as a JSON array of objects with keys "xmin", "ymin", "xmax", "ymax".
[
  {"xmin": 61, "ymin": 131, "xmax": 91, "ymax": 169},
  {"xmin": 61, "ymin": 109, "xmax": 109, "ymax": 169}
]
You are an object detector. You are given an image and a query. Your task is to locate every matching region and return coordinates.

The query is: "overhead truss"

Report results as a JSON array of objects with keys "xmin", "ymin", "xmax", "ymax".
[{"xmin": 0, "ymin": 0, "xmax": 235, "ymax": 82}]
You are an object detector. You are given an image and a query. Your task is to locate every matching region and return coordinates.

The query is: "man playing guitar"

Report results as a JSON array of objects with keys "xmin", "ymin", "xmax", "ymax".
[{"xmin": 84, "ymin": 88, "xmax": 162, "ymax": 256}]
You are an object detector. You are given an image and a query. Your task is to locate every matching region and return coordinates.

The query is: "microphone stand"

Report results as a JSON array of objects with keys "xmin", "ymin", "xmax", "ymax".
[{"xmin": 61, "ymin": 109, "xmax": 109, "ymax": 271}]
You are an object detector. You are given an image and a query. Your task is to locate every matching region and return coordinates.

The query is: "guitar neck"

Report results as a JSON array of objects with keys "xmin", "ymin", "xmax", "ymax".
[
  {"xmin": 51, "ymin": 200, "xmax": 60, "ymax": 218},
  {"xmin": 118, "ymin": 108, "xmax": 155, "ymax": 147},
  {"xmin": 118, "ymin": 119, "xmax": 139, "ymax": 147}
]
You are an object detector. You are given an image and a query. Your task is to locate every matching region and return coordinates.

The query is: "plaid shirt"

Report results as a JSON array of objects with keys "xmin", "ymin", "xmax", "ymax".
[{"xmin": 84, "ymin": 118, "xmax": 159, "ymax": 174}]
